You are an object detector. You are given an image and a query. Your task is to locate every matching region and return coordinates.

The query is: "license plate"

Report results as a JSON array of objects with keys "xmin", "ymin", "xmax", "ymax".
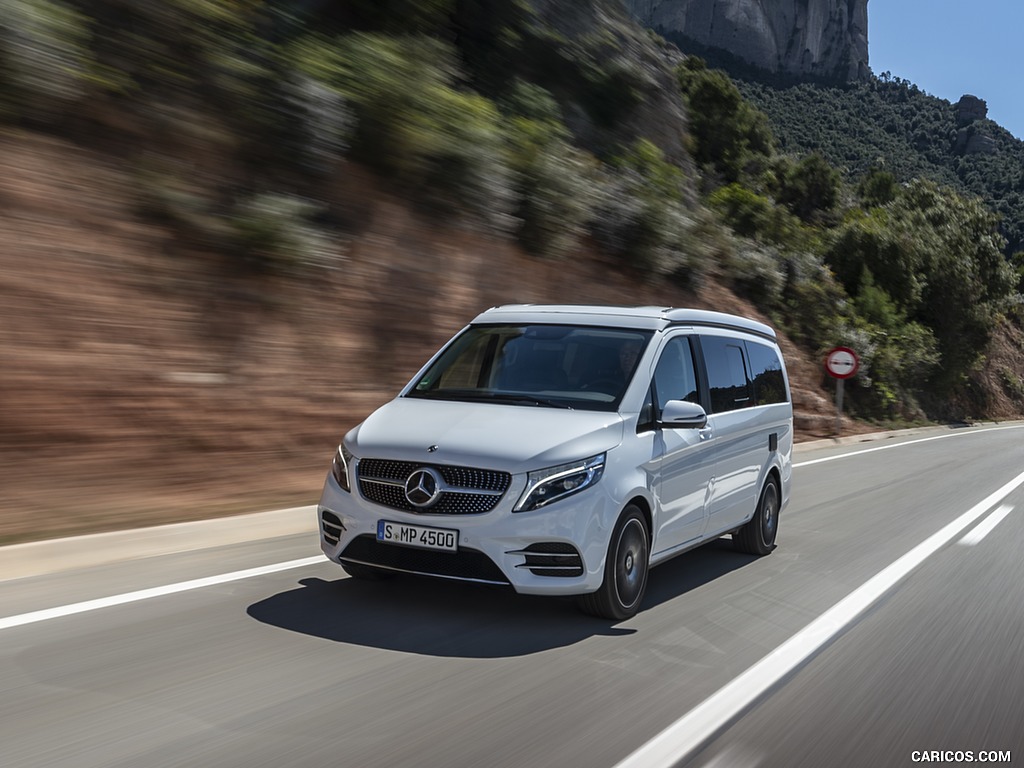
[{"xmin": 377, "ymin": 520, "xmax": 458, "ymax": 552}]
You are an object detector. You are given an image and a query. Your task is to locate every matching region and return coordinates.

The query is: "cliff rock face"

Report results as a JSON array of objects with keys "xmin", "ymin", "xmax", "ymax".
[
  {"xmin": 955, "ymin": 94, "xmax": 988, "ymax": 126},
  {"xmin": 954, "ymin": 96, "xmax": 995, "ymax": 156},
  {"xmin": 623, "ymin": 0, "xmax": 869, "ymax": 81}
]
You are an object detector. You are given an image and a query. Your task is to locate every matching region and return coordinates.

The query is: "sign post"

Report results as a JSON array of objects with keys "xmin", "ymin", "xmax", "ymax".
[{"xmin": 824, "ymin": 347, "xmax": 859, "ymax": 435}]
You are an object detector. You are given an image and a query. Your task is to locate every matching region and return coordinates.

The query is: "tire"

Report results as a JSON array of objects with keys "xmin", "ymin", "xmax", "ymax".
[
  {"xmin": 341, "ymin": 562, "xmax": 395, "ymax": 581},
  {"xmin": 577, "ymin": 505, "xmax": 650, "ymax": 620},
  {"xmin": 734, "ymin": 475, "xmax": 780, "ymax": 556}
]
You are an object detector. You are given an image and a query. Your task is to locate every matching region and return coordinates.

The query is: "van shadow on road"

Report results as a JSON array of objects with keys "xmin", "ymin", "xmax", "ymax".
[{"xmin": 247, "ymin": 538, "xmax": 757, "ymax": 658}]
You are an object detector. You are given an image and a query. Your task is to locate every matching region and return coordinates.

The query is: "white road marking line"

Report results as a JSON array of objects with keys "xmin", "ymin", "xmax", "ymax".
[
  {"xmin": 958, "ymin": 504, "xmax": 1014, "ymax": 546},
  {"xmin": 794, "ymin": 425, "xmax": 1024, "ymax": 468},
  {"xmin": 700, "ymin": 744, "xmax": 763, "ymax": 768},
  {"xmin": 0, "ymin": 556, "xmax": 326, "ymax": 631},
  {"xmin": 613, "ymin": 467, "xmax": 1024, "ymax": 768}
]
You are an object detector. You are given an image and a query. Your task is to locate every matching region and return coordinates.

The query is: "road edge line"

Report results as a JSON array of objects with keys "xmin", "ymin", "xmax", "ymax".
[{"xmin": 0, "ymin": 556, "xmax": 326, "ymax": 631}]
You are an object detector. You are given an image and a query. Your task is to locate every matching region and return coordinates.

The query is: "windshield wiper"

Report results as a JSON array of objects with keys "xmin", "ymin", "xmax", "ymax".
[
  {"xmin": 409, "ymin": 390, "xmax": 572, "ymax": 409},
  {"xmin": 485, "ymin": 394, "xmax": 573, "ymax": 409}
]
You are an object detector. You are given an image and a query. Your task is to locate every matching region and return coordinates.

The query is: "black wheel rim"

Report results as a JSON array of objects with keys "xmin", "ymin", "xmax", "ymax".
[
  {"xmin": 761, "ymin": 483, "xmax": 779, "ymax": 545},
  {"xmin": 614, "ymin": 518, "xmax": 648, "ymax": 610}
]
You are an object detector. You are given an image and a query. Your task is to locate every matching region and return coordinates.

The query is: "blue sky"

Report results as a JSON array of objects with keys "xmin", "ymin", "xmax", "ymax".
[{"xmin": 870, "ymin": 1, "xmax": 1024, "ymax": 140}]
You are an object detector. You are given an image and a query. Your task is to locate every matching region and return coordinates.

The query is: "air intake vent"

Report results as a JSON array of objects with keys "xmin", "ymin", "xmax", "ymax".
[
  {"xmin": 321, "ymin": 510, "xmax": 344, "ymax": 546},
  {"xmin": 509, "ymin": 542, "xmax": 584, "ymax": 577},
  {"xmin": 340, "ymin": 535, "xmax": 511, "ymax": 585}
]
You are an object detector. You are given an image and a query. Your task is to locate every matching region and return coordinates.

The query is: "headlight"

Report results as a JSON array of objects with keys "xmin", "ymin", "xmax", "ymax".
[
  {"xmin": 331, "ymin": 445, "xmax": 352, "ymax": 492},
  {"xmin": 514, "ymin": 454, "xmax": 605, "ymax": 512}
]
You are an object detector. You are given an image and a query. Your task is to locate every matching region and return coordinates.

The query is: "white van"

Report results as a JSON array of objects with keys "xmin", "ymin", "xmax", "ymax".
[{"xmin": 318, "ymin": 305, "xmax": 793, "ymax": 619}]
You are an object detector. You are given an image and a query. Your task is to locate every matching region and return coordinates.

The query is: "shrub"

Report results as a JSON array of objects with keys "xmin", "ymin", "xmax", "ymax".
[
  {"xmin": 504, "ymin": 107, "xmax": 597, "ymax": 258},
  {"xmin": 612, "ymin": 138, "xmax": 685, "ymax": 202},
  {"xmin": 590, "ymin": 140, "xmax": 698, "ymax": 278},
  {"xmin": 846, "ymin": 275, "xmax": 939, "ymax": 417},
  {"xmin": 229, "ymin": 193, "xmax": 336, "ymax": 275},
  {"xmin": 778, "ymin": 251, "xmax": 853, "ymax": 350},
  {"xmin": 724, "ymin": 243, "xmax": 785, "ymax": 309},
  {"xmin": 857, "ymin": 167, "xmax": 898, "ymax": 207},
  {"xmin": 294, "ymin": 32, "xmax": 513, "ymax": 232},
  {"xmin": 279, "ymin": 73, "xmax": 352, "ymax": 178},
  {"xmin": 0, "ymin": 0, "xmax": 93, "ymax": 123},
  {"xmin": 707, "ymin": 182, "xmax": 811, "ymax": 250}
]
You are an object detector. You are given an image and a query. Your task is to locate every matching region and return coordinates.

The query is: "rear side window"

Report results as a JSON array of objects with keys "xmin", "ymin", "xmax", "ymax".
[
  {"xmin": 745, "ymin": 341, "xmax": 788, "ymax": 405},
  {"xmin": 701, "ymin": 336, "xmax": 752, "ymax": 413}
]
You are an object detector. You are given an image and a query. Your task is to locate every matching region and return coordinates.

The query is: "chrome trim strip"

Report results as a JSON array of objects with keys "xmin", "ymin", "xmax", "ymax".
[
  {"xmin": 339, "ymin": 557, "xmax": 510, "ymax": 586},
  {"xmin": 359, "ymin": 476, "xmax": 504, "ymax": 495},
  {"xmin": 358, "ymin": 476, "xmax": 405, "ymax": 488},
  {"xmin": 513, "ymin": 564, "xmax": 582, "ymax": 571},
  {"xmin": 505, "ymin": 549, "xmax": 580, "ymax": 558}
]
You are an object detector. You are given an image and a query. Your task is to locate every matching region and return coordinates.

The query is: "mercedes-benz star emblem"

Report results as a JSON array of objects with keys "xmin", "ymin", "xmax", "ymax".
[{"xmin": 404, "ymin": 467, "xmax": 443, "ymax": 508}]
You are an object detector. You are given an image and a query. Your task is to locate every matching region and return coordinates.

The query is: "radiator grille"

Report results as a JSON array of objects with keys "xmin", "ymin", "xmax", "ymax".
[{"xmin": 356, "ymin": 459, "xmax": 511, "ymax": 515}]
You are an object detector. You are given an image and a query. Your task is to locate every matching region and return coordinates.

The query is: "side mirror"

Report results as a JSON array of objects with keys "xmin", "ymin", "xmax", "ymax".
[{"xmin": 659, "ymin": 400, "xmax": 708, "ymax": 429}]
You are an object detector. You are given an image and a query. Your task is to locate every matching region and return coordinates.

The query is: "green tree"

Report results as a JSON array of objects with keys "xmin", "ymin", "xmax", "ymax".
[
  {"xmin": 676, "ymin": 56, "xmax": 773, "ymax": 183},
  {"xmin": 828, "ymin": 179, "xmax": 1015, "ymax": 393},
  {"xmin": 849, "ymin": 271, "xmax": 939, "ymax": 417},
  {"xmin": 708, "ymin": 182, "xmax": 810, "ymax": 250},
  {"xmin": 775, "ymin": 153, "xmax": 840, "ymax": 223},
  {"xmin": 825, "ymin": 208, "xmax": 928, "ymax": 310},
  {"xmin": 899, "ymin": 180, "xmax": 1015, "ymax": 387},
  {"xmin": 857, "ymin": 167, "xmax": 898, "ymax": 207}
]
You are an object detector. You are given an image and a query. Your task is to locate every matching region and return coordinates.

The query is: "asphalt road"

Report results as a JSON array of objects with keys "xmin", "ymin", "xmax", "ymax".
[{"xmin": 2, "ymin": 425, "xmax": 1023, "ymax": 768}]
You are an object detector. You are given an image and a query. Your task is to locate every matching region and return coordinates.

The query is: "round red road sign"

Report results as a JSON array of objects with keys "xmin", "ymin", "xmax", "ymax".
[{"xmin": 825, "ymin": 347, "xmax": 859, "ymax": 379}]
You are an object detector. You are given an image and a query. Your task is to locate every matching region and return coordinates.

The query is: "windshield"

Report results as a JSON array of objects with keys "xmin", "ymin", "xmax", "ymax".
[{"xmin": 406, "ymin": 324, "xmax": 653, "ymax": 411}]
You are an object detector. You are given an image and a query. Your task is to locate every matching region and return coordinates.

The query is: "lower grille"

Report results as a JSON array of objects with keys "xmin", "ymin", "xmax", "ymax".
[
  {"xmin": 321, "ymin": 510, "xmax": 344, "ymax": 546},
  {"xmin": 510, "ymin": 542, "xmax": 584, "ymax": 577},
  {"xmin": 340, "ymin": 535, "xmax": 510, "ymax": 585}
]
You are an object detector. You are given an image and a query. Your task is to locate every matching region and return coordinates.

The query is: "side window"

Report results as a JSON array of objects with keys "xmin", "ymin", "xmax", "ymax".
[
  {"xmin": 702, "ymin": 336, "xmax": 752, "ymax": 413},
  {"xmin": 652, "ymin": 337, "xmax": 700, "ymax": 413},
  {"xmin": 745, "ymin": 341, "xmax": 788, "ymax": 405}
]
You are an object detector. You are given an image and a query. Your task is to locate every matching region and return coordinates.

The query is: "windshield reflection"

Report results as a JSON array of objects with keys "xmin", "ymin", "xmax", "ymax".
[{"xmin": 407, "ymin": 324, "xmax": 653, "ymax": 411}]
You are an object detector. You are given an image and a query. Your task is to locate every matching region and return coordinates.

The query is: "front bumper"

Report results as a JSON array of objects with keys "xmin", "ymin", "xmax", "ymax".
[{"xmin": 316, "ymin": 468, "xmax": 619, "ymax": 596}]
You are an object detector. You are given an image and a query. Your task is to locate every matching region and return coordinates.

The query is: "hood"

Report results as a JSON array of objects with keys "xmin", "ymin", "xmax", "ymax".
[{"xmin": 347, "ymin": 397, "xmax": 624, "ymax": 474}]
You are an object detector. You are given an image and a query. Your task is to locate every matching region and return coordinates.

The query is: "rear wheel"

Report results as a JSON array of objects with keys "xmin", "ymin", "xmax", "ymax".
[
  {"xmin": 341, "ymin": 562, "xmax": 395, "ymax": 581},
  {"xmin": 734, "ymin": 475, "xmax": 780, "ymax": 556},
  {"xmin": 577, "ymin": 505, "xmax": 649, "ymax": 620}
]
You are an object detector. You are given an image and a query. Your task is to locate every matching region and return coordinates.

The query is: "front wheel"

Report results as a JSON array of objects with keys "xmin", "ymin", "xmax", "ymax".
[
  {"xmin": 577, "ymin": 505, "xmax": 650, "ymax": 620},
  {"xmin": 734, "ymin": 475, "xmax": 780, "ymax": 556}
]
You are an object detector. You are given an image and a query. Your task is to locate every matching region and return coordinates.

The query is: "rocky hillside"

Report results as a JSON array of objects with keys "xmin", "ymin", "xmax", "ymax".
[
  {"xmin": 622, "ymin": 0, "xmax": 869, "ymax": 81},
  {"xmin": 0, "ymin": 129, "xmax": 857, "ymax": 545}
]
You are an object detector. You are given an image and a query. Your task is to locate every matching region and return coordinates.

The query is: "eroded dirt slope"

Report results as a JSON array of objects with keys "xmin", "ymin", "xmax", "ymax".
[{"xmin": 0, "ymin": 131, "xmax": 896, "ymax": 543}]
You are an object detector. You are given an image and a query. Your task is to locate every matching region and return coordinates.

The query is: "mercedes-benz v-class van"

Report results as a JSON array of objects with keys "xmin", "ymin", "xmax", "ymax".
[{"xmin": 318, "ymin": 305, "xmax": 793, "ymax": 619}]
